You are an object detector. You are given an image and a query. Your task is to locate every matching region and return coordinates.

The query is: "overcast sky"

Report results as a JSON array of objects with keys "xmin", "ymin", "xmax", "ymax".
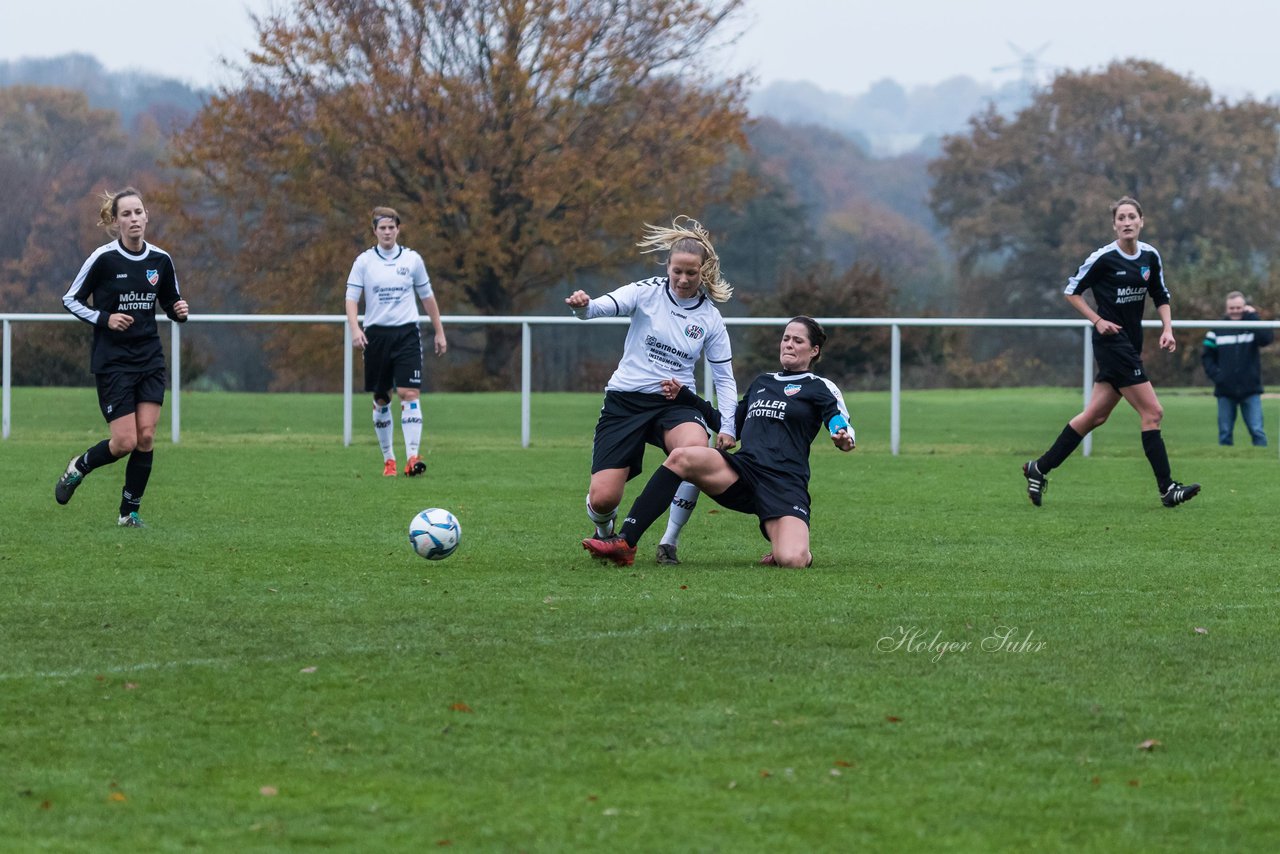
[{"xmin": 3, "ymin": 0, "xmax": 1279, "ymax": 100}]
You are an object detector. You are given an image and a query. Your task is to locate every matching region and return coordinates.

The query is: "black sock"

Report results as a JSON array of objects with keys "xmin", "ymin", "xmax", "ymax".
[
  {"xmin": 1037, "ymin": 424, "xmax": 1084, "ymax": 473},
  {"xmin": 120, "ymin": 450, "xmax": 154, "ymax": 517},
  {"xmin": 1142, "ymin": 430, "xmax": 1172, "ymax": 492},
  {"xmin": 79, "ymin": 439, "xmax": 121, "ymax": 474},
  {"xmin": 618, "ymin": 465, "xmax": 684, "ymax": 547}
]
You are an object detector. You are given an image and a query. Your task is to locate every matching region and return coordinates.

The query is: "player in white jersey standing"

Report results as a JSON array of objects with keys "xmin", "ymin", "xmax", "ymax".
[
  {"xmin": 566, "ymin": 216, "xmax": 738, "ymax": 566},
  {"xmin": 55, "ymin": 187, "xmax": 189, "ymax": 527},
  {"xmin": 346, "ymin": 207, "xmax": 447, "ymax": 477}
]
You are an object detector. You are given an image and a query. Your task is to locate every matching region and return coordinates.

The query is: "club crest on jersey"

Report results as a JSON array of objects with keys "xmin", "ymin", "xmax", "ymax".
[
  {"xmin": 146, "ymin": 269, "xmax": 159, "ymax": 286},
  {"xmin": 784, "ymin": 383, "xmax": 801, "ymax": 396},
  {"xmin": 684, "ymin": 323, "xmax": 705, "ymax": 340},
  {"xmin": 1140, "ymin": 266, "xmax": 1150, "ymax": 281}
]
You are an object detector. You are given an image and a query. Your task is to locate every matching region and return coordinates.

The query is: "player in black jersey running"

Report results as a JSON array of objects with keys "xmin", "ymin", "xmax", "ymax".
[
  {"xmin": 1023, "ymin": 196, "xmax": 1199, "ymax": 509},
  {"xmin": 584, "ymin": 316, "xmax": 855, "ymax": 568},
  {"xmin": 55, "ymin": 187, "xmax": 189, "ymax": 526}
]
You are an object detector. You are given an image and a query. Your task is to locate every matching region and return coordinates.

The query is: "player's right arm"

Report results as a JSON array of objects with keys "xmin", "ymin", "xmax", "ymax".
[
  {"xmin": 1065, "ymin": 293, "xmax": 1118, "ymax": 336},
  {"xmin": 566, "ymin": 283, "xmax": 639, "ymax": 320},
  {"xmin": 345, "ymin": 255, "xmax": 367, "ymax": 349}
]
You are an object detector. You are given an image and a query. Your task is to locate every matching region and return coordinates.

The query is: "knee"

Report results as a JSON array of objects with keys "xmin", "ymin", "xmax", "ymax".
[
  {"xmin": 112, "ymin": 435, "xmax": 138, "ymax": 455},
  {"xmin": 1144, "ymin": 405, "xmax": 1164, "ymax": 429},
  {"xmin": 665, "ymin": 446, "xmax": 695, "ymax": 475},
  {"xmin": 773, "ymin": 548, "xmax": 811, "ymax": 569}
]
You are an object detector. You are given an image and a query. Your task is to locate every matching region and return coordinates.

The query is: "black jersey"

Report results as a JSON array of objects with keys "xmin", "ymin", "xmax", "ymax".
[
  {"xmin": 61, "ymin": 240, "xmax": 184, "ymax": 373},
  {"xmin": 1064, "ymin": 241, "xmax": 1170, "ymax": 352},
  {"xmin": 732, "ymin": 371, "xmax": 850, "ymax": 483}
]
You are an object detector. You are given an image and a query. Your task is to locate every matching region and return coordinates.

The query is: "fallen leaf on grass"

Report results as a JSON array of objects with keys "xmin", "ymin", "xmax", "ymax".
[
  {"xmin": 1194, "ymin": 627, "xmax": 1208, "ymax": 635},
  {"xmin": 1091, "ymin": 776, "xmax": 1101, "ymax": 786},
  {"xmin": 259, "ymin": 786, "xmax": 278, "ymax": 797},
  {"xmin": 759, "ymin": 769, "xmax": 772, "ymax": 778},
  {"xmin": 108, "ymin": 792, "xmax": 126, "ymax": 802},
  {"xmin": 40, "ymin": 800, "xmax": 52, "ymax": 810},
  {"xmin": 299, "ymin": 666, "xmax": 317, "ymax": 674},
  {"xmin": 450, "ymin": 702, "xmax": 473, "ymax": 713},
  {"xmin": 1137, "ymin": 739, "xmax": 1162, "ymax": 751},
  {"xmin": 124, "ymin": 683, "xmax": 138, "ymax": 690},
  {"xmin": 1128, "ymin": 779, "xmax": 1141, "ymax": 787},
  {"xmin": 829, "ymin": 769, "xmax": 842, "ymax": 777},
  {"xmin": 679, "ymin": 585, "xmax": 688, "ymax": 590},
  {"xmin": 834, "ymin": 760, "xmax": 855, "ymax": 768},
  {"xmin": 885, "ymin": 716, "xmax": 902, "ymax": 723}
]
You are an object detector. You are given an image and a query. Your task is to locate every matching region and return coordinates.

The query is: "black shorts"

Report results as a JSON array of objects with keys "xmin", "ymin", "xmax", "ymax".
[
  {"xmin": 591, "ymin": 390, "xmax": 712, "ymax": 479},
  {"xmin": 95, "ymin": 367, "xmax": 166, "ymax": 422},
  {"xmin": 364, "ymin": 324, "xmax": 423, "ymax": 395},
  {"xmin": 709, "ymin": 451, "xmax": 812, "ymax": 540},
  {"xmin": 1093, "ymin": 335, "xmax": 1148, "ymax": 389}
]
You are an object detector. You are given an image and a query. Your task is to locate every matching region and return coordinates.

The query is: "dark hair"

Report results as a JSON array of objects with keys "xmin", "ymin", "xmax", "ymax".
[
  {"xmin": 788, "ymin": 315, "xmax": 827, "ymax": 364},
  {"xmin": 371, "ymin": 206, "xmax": 401, "ymax": 231},
  {"xmin": 1110, "ymin": 196, "xmax": 1143, "ymax": 219}
]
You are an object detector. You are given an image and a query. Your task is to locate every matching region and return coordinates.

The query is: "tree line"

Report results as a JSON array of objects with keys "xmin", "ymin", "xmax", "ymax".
[{"xmin": 2, "ymin": 2, "xmax": 1278, "ymax": 393}]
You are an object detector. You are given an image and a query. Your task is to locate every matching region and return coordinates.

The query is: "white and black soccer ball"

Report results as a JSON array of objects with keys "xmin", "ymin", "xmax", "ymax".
[{"xmin": 409, "ymin": 508, "xmax": 461, "ymax": 560}]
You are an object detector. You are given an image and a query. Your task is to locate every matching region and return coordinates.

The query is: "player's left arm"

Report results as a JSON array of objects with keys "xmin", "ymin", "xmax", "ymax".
[
  {"xmin": 420, "ymin": 294, "xmax": 447, "ymax": 356},
  {"xmin": 159, "ymin": 261, "xmax": 188, "ymax": 322},
  {"xmin": 1156, "ymin": 303, "xmax": 1175, "ymax": 352},
  {"xmin": 820, "ymin": 380, "xmax": 855, "ymax": 451}
]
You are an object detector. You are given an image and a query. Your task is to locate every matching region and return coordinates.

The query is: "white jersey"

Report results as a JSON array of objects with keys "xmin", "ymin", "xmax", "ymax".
[
  {"xmin": 576, "ymin": 277, "xmax": 738, "ymax": 435},
  {"xmin": 345, "ymin": 245, "xmax": 433, "ymax": 328}
]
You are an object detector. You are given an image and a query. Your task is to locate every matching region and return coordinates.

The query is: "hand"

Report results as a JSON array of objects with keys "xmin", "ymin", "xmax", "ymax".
[
  {"xmin": 172, "ymin": 299, "xmax": 189, "ymax": 320},
  {"xmin": 434, "ymin": 333, "xmax": 448, "ymax": 356},
  {"xmin": 832, "ymin": 428, "xmax": 856, "ymax": 452},
  {"xmin": 715, "ymin": 432, "xmax": 737, "ymax": 451},
  {"xmin": 565, "ymin": 290, "xmax": 590, "ymax": 309},
  {"xmin": 107, "ymin": 313, "xmax": 134, "ymax": 332},
  {"xmin": 660, "ymin": 378, "xmax": 683, "ymax": 400},
  {"xmin": 1094, "ymin": 318, "xmax": 1121, "ymax": 336},
  {"xmin": 351, "ymin": 327, "xmax": 367, "ymax": 349},
  {"xmin": 1160, "ymin": 329, "xmax": 1177, "ymax": 352}
]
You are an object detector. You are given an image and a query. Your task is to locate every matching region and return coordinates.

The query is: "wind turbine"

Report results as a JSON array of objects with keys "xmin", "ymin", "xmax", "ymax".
[{"xmin": 992, "ymin": 41, "xmax": 1053, "ymax": 91}]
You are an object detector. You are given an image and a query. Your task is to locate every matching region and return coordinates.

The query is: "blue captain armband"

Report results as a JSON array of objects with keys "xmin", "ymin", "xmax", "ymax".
[{"xmin": 828, "ymin": 413, "xmax": 851, "ymax": 437}]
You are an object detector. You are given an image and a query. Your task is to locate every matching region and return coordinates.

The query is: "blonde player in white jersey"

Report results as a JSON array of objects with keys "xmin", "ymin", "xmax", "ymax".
[
  {"xmin": 566, "ymin": 216, "xmax": 737, "ymax": 566},
  {"xmin": 346, "ymin": 207, "xmax": 447, "ymax": 477}
]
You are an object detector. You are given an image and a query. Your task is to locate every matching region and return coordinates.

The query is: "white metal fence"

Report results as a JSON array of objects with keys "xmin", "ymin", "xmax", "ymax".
[{"xmin": 5, "ymin": 313, "xmax": 1279, "ymax": 455}]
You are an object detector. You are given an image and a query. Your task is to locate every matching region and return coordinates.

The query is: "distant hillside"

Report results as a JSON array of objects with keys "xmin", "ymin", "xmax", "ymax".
[
  {"xmin": 748, "ymin": 76, "xmax": 1031, "ymax": 157},
  {"xmin": 0, "ymin": 53, "xmax": 206, "ymax": 131}
]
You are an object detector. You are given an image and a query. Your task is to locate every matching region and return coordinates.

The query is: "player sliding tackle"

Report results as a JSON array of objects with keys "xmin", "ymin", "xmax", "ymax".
[{"xmin": 584, "ymin": 316, "xmax": 855, "ymax": 568}]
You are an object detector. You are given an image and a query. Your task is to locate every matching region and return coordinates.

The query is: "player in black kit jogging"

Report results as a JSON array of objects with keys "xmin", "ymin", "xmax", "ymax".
[
  {"xmin": 55, "ymin": 187, "xmax": 189, "ymax": 527},
  {"xmin": 1023, "ymin": 196, "xmax": 1199, "ymax": 509},
  {"xmin": 584, "ymin": 316, "xmax": 855, "ymax": 568}
]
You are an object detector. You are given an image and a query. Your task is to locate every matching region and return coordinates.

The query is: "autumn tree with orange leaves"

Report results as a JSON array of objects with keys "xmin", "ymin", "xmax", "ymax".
[{"xmin": 168, "ymin": 0, "xmax": 753, "ymax": 390}]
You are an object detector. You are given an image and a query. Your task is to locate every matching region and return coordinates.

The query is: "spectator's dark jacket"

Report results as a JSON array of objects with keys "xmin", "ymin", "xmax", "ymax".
[{"xmin": 1202, "ymin": 311, "xmax": 1273, "ymax": 398}]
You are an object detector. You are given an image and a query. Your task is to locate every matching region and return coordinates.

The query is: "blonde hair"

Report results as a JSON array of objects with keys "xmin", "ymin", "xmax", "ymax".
[
  {"xmin": 636, "ymin": 215, "xmax": 732, "ymax": 303},
  {"xmin": 97, "ymin": 186, "xmax": 144, "ymax": 234}
]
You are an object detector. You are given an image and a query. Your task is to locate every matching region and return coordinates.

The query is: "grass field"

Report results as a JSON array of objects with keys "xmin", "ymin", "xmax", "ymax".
[{"xmin": 3, "ymin": 386, "xmax": 1280, "ymax": 851}]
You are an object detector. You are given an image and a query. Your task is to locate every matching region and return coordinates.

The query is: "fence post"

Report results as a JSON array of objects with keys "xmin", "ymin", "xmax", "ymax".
[
  {"xmin": 1082, "ymin": 328, "xmax": 1093, "ymax": 457},
  {"xmin": 2, "ymin": 319, "xmax": 10, "ymax": 440},
  {"xmin": 343, "ymin": 323, "xmax": 353, "ymax": 447},
  {"xmin": 890, "ymin": 323, "xmax": 901, "ymax": 455},
  {"xmin": 171, "ymin": 320, "xmax": 181, "ymax": 444},
  {"xmin": 522, "ymin": 322, "xmax": 531, "ymax": 448}
]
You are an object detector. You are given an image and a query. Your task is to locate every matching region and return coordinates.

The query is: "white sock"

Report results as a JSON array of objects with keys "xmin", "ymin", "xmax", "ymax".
[
  {"xmin": 373, "ymin": 404, "xmax": 394, "ymax": 460},
  {"xmin": 401, "ymin": 400, "xmax": 423, "ymax": 458},
  {"xmin": 660, "ymin": 481, "xmax": 700, "ymax": 546},
  {"xmin": 586, "ymin": 495, "xmax": 616, "ymax": 538}
]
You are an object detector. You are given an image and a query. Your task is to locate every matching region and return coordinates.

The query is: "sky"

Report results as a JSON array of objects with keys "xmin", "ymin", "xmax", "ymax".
[{"xmin": 2, "ymin": 0, "xmax": 1279, "ymax": 100}]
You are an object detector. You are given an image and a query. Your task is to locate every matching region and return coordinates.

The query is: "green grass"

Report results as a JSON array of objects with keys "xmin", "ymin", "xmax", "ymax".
[{"xmin": 3, "ymin": 386, "xmax": 1279, "ymax": 851}]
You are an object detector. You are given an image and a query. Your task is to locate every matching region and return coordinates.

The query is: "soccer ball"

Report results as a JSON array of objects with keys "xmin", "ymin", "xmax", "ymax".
[{"xmin": 409, "ymin": 508, "xmax": 461, "ymax": 560}]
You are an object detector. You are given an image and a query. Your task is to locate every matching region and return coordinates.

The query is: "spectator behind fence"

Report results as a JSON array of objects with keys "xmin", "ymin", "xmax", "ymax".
[{"xmin": 1202, "ymin": 291, "xmax": 1273, "ymax": 447}]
